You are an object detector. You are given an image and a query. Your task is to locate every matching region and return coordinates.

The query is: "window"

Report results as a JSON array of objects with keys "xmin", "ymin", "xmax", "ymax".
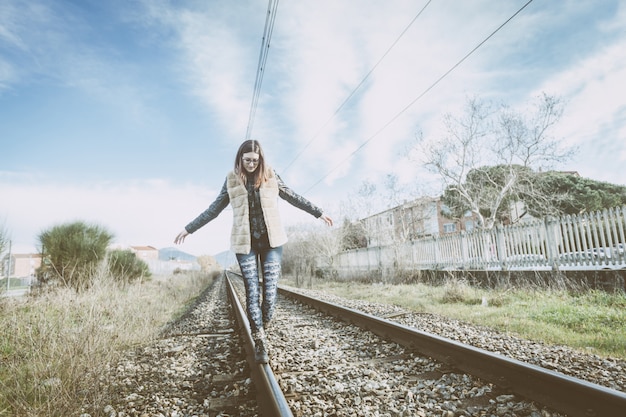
[
  {"xmin": 443, "ymin": 223, "xmax": 456, "ymax": 233},
  {"xmin": 465, "ymin": 220, "xmax": 474, "ymax": 232},
  {"xmin": 441, "ymin": 204, "xmax": 452, "ymax": 217}
]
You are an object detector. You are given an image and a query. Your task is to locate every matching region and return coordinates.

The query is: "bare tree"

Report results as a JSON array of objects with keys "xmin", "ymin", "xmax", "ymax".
[
  {"xmin": 0, "ymin": 222, "xmax": 8, "ymax": 279},
  {"xmin": 197, "ymin": 254, "xmax": 221, "ymax": 272},
  {"xmin": 339, "ymin": 180, "xmax": 379, "ymax": 222},
  {"xmin": 309, "ymin": 225, "xmax": 342, "ymax": 278},
  {"xmin": 283, "ymin": 222, "xmax": 344, "ymax": 286},
  {"xmin": 283, "ymin": 225, "xmax": 323, "ymax": 287},
  {"xmin": 418, "ymin": 93, "xmax": 573, "ymax": 229},
  {"xmin": 340, "ymin": 174, "xmax": 425, "ymax": 247},
  {"xmin": 0, "ymin": 222, "xmax": 7, "ymax": 257},
  {"xmin": 282, "ymin": 226, "xmax": 309, "ymax": 287}
]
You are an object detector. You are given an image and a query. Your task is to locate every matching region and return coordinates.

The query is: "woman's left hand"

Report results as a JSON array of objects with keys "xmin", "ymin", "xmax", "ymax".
[{"xmin": 320, "ymin": 214, "xmax": 333, "ymax": 227}]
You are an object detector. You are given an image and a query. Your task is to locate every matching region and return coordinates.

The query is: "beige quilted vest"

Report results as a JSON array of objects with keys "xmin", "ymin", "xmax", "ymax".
[{"xmin": 226, "ymin": 169, "xmax": 288, "ymax": 254}]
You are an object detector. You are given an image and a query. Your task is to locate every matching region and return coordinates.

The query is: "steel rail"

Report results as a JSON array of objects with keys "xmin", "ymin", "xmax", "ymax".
[
  {"xmin": 279, "ymin": 286, "xmax": 626, "ymax": 417},
  {"xmin": 224, "ymin": 272, "xmax": 294, "ymax": 417}
]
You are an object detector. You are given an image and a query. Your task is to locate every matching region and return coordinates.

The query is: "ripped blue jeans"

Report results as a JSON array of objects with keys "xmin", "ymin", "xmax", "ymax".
[{"xmin": 236, "ymin": 245, "xmax": 283, "ymax": 333}]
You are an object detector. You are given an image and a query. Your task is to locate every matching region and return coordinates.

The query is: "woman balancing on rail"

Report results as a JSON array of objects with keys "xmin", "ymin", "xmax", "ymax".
[{"xmin": 174, "ymin": 139, "xmax": 333, "ymax": 363}]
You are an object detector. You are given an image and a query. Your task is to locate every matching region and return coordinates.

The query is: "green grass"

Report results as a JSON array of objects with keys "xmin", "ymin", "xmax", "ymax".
[
  {"xmin": 282, "ymin": 275, "xmax": 626, "ymax": 360},
  {"xmin": 0, "ymin": 270, "xmax": 217, "ymax": 417}
]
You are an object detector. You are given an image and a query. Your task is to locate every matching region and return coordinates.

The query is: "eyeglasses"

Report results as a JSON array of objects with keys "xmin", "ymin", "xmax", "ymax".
[{"xmin": 242, "ymin": 157, "xmax": 260, "ymax": 165}]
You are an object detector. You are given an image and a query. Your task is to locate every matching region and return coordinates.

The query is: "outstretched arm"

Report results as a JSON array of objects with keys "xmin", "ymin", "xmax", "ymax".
[
  {"xmin": 174, "ymin": 179, "xmax": 230, "ymax": 244},
  {"xmin": 276, "ymin": 173, "xmax": 333, "ymax": 226}
]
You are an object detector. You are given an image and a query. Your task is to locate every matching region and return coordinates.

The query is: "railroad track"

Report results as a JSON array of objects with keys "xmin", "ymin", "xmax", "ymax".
[
  {"xmin": 99, "ymin": 272, "xmax": 625, "ymax": 417},
  {"xmin": 225, "ymin": 272, "xmax": 294, "ymax": 417},
  {"xmin": 224, "ymin": 271, "xmax": 626, "ymax": 417},
  {"xmin": 97, "ymin": 275, "xmax": 258, "ymax": 416}
]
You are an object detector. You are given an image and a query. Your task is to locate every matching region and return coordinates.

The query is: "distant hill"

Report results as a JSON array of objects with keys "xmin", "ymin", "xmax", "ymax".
[
  {"xmin": 159, "ymin": 247, "xmax": 236, "ymax": 269},
  {"xmin": 159, "ymin": 247, "xmax": 197, "ymax": 262},
  {"xmin": 214, "ymin": 250, "xmax": 237, "ymax": 268}
]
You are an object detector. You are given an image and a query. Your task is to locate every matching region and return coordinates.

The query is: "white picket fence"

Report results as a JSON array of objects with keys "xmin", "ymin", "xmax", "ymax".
[{"xmin": 335, "ymin": 206, "xmax": 626, "ymax": 274}]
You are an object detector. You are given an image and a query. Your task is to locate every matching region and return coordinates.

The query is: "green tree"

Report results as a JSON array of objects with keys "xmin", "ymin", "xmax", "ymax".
[
  {"xmin": 443, "ymin": 167, "xmax": 626, "ymax": 222},
  {"xmin": 526, "ymin": 172, "xmax": 626, "ymax": 216},
  {"xmin": 441, "ymin": 164, "xmax": 535, "ymax": 223},
  {"xmin": 37, "ymin": 221, "xmax": 113, "ymax": 290},
  {"xmin": 107, "ymin": 249, "xmax": 151, "ymax": 285}
]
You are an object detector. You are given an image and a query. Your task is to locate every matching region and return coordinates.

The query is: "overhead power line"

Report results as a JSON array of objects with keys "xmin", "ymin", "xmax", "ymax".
[
  {"xmin": 303, "ymin": 0, "xmax": 535, "ymax": 194},
  {"xmin": 245, "ymin": 0, "xmax": 280, "ymax": 141},
  {"xmin": 281, "ymin": 0, "xmax": 434, "ymax": 174}
]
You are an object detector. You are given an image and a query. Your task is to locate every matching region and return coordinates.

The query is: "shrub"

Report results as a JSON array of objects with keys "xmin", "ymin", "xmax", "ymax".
[
  {"xmin": 440, "ymin": 278, "xmax": 480, "ymax": 304},
  {"xmin": 37, "ymin": 221, "xmax": 113, "ymax": 291},
  {"xmin": 107, "ymin": 249, "xmax": 151, "ymax": 285}
]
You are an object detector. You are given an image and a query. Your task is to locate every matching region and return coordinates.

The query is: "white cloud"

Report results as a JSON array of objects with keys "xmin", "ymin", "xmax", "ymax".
[
  {"xmin": 138, "ymin": 1, "xmax": 261, "ymax": 141},
  {"xmin": 538, "ymin": 41, "xmax": 626, "ymax": 139},
  {"xmin": 3, "ymin": 0, "xmax": 625, "ymax": 256},
  {"xmin": 531, "ymin": 34, "xmax": 626, "ymax": 185},
  {"xmin": 0, "ymin": 174, "xmax": 232, "ymax": 256}
]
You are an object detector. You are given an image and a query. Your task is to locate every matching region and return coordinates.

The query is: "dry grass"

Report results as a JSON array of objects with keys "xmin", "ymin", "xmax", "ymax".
[{"xmin": 0, "ymin": 270, "xmax": 217, "ymax": 417}]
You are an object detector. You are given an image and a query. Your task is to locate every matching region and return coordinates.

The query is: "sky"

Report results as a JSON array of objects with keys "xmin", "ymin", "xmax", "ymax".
[{"xmin": 1, "ymin": 0, "xmax": 625, "ymax": 257}]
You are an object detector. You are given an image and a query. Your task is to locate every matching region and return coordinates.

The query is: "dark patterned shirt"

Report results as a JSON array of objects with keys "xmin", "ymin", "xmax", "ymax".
[{"xmin": 246, "ymin": 175, "xmax": 268, "ymax": 246}]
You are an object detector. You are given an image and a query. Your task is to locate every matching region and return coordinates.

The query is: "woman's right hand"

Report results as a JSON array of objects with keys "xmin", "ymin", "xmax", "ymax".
[{"xmin": 174, "ymin": 229, "xmax": 190, "ymax": 245}]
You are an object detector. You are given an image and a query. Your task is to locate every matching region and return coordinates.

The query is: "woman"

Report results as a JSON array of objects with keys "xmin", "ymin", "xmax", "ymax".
[{"xmin": 174, "ymin": 139, "xmax": 333, "ymax": 363}]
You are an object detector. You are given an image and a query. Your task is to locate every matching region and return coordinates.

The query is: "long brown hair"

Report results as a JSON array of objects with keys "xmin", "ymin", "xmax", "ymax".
[{"xmin": 234, "ymin": 139, "xmax": 270, "ymax": 189}]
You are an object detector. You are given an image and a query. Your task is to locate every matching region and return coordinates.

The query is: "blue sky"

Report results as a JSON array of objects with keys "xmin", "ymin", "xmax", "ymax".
[{"xmin": 1, "ymin": 0, "xmax": 625, "ymax": 256}]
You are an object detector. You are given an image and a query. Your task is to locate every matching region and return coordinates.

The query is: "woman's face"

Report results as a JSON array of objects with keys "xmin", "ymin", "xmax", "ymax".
[{"xmin": 242, "ymin": 151, "xmax": 260, "ymax": 173}]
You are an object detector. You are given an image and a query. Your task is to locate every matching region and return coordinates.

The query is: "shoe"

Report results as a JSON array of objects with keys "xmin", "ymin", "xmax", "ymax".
[
  {"xmin": 252, "ymin": 330, "xmax": 269, "ymax": 364},
  {"xmin": 254, "ymin": 343, "xmax": 269, "ymax": 364},
  {"xmin": 263, "ymin": 320, "xmax": 271, "ymax": 332}
]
